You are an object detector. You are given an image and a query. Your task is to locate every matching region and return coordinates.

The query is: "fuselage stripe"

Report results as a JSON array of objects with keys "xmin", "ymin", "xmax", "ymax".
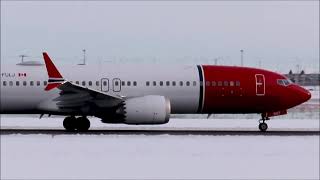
[
  {"xmin": 48, "ymin": 79, "xmax": 65, "ymax": 83},
  {"xmin": 197, "ymin": 65, "xmax": 204, "ymax": 113}
]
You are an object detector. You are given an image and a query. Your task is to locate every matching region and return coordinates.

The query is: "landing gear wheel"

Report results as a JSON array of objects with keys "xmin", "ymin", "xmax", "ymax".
[
  {"xmin": 76, "ymin": 117, "xmax": 91, "ymax": 132},
  {"xmin": 259, "ymin": 122, "xmax": 268, "ymax": 132},
  {"xmin": 63, "ymin": 116, "xmax": 77, "ymax": 131}
]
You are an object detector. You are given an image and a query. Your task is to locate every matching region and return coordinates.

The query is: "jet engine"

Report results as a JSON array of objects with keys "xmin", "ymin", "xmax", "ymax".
[{"xmin": 118, "ymin": 95, "xmax": 171, "ymax": 125}]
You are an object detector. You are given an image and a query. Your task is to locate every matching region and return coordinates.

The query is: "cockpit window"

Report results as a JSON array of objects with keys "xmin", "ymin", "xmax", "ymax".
[{"xmin": 277, "ymin": 79, "xmax": 292, "ymax": 86}]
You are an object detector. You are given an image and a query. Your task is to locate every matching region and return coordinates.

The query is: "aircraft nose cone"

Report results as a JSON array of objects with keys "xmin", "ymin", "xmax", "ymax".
[
  {"xmin": 294, "ymin": 85, "xmax": 311, "ymax": 104},
  {"xmin": 281, "ymin": 85, "xmax": 311, "ymax": 109},
  {"xmin": 303, "ymin": 89, "xmax": 312, "ymax": 102}
]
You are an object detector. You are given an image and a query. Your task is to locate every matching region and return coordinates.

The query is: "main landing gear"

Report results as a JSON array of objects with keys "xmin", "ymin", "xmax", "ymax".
[
  {"xmin": 63, "ymin": 116, "xmax": 91, "ymax": 132},
  {"xmin": 258, "ymin": 113, "xmax": 270, "ymax": 132}
]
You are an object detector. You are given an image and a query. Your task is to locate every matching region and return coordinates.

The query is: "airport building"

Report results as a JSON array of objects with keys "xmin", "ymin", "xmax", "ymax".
[{"xmin": 285, "ymin": 71, "xmax": 320, "ymax": 86}]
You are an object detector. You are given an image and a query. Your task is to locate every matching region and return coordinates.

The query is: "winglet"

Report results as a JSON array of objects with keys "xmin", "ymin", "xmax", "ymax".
[{"xmin": 42, "ymin": 52, "xmax": 65, "ymax": 91}]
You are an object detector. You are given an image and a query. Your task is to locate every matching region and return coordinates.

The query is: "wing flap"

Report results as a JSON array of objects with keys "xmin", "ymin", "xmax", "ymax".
[
  {"xmin": 53, "ymin": 92, "xmax": 91, "ymax": 102},
  {"xmin": 56, "ymin": 101, "xmax": 87, "ymax": 108}
]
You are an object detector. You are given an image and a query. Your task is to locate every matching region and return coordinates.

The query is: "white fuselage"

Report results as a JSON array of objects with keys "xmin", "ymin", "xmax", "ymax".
[{"xmin": 1, "ymin": 63, "xmax": 201, "ymax": 114}]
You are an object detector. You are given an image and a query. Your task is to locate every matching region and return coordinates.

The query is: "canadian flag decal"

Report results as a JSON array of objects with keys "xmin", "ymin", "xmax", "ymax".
[{"xmin": 18, "ymin": 73, "xmax": 27, "ymax": 77}]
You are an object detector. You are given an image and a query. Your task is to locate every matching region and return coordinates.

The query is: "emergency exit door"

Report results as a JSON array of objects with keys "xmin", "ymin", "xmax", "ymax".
[
  {"xmin": 113, "ymin": 78, "xmax": 121, "ymax": 92},
  {"xmin": 101, "ymin": 78, "xmax": 109, "ymax": 92},
  {"xmin": 255, "ymin": 74, "xmax": 265, "ymax": 96}
]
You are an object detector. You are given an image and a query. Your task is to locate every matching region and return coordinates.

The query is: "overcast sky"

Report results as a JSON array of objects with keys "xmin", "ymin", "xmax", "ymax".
[{"xmin": 1, "ymin": 1, "xmax": 319, "ymax": 73}]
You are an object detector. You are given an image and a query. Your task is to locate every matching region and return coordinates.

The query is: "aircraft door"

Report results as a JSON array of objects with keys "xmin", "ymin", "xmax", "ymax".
[
  {"xmin": 101, "ymin": 78, "xmax": 109, "ymax": 92},
  {"xmin": 255, "ymin": 74, "xmax": 265, "ymax": 96},
  {"xmin": 113, "ymin": 78, "xmax": 121, "ymax": 92}
]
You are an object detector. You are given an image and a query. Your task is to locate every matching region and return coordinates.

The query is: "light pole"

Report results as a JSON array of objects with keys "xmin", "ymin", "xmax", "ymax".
[
  {"xmin": 78, "ymin": 49, "xmax": 86, "ymax": 65},
  {"xmin": 214, "ymin": 58, "xmax": 218, "ymax": 65},
  {"xmin": 240, "ymin": 49, "xmax": 244, "ymax": 66}
]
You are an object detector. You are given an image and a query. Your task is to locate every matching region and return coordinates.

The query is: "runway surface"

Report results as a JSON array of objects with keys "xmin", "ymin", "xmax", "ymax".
[{"xmin": 1, "ymin": 129, "xmax": 319, "ymax": 136}]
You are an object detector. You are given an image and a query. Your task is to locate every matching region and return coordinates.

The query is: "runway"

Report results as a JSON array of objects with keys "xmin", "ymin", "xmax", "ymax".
[
  {"xmin": 1, "ymin": 117, "xmax": 319, "ymax": 136},
  {"xmin": 1, "ymin": 129, "xmax": 319, "ymax": 136}
]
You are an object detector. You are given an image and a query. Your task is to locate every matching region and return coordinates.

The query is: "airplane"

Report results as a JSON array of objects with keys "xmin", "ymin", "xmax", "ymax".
[{"xmin": 0, "ymin": 52, "xmax": 311, "ymax": 132}]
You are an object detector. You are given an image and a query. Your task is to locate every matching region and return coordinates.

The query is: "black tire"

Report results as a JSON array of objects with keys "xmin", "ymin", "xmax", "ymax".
[
  {"xmin": 63, "ymin": 117, "xmax": 77, "ymax": 131},
  {"xmin": 259, "ymin": 123, "xmax": 268, "ymax": 132},
  {"xmin": 76, "ymin": 117, "xmax": 91, "ymax": 132}
]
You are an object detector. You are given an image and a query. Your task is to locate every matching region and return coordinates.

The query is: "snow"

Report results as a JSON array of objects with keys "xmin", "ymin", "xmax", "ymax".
[
  {"xmin": 1, "ymin": 134, "xmax": 319, "ymax": 179},
  {"xmin": 1, "ymin": 116, "xmax": 319, "ymax": 179}
]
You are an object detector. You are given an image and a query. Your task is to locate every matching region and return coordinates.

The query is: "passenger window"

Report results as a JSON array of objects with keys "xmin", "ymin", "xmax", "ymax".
[
  {"xmin": 230, "ymin": 81, "xmax": 234, "ymax": 86},
  {"xmin": 3, "ymin": 81, "xmax": 7, "ymax": 86},
  {"xmin": 23, "ymin": 81, "xmax": 27, "ymax": 86},
  {"xmin": 30, "ymin": 81, "xmax": 34, "ymax": 86},
  {"xmin": 37, "ymin": 81, "xmax": 40, "ymax": 86},
  {"xmin": 180, "ymin": 81, "xmax": 183, "ymax": 86},
  {"xmin": 9, "ymin": 81, "xmax": 13, "ymax": 86},
  {"xmin": 218, "ymin": 81, "xmax": 222, "ymax": 86},
  {"xmin": 88, "ymin": 81, "xmax": 92, "ymax": 86},
  {"xmin": 172, "ymin": 81, "xmax": 176, "ymax": 86},
  {"xmin": 16, "ymin": 81, "xmax": 20, "ymax": 86},
  {"xmin": 206, "ymin": 81, "xmax": 211, "ymax": 87},
  {"xmin": 153, "ymin": 81, "xmax": 156, "ymax": 86},
  {"xmin": 96, "ymin": 81, "xmax": 100, "ymax": 86},
  {"xmin": 186, "ymin": 81, "xmax": 190, "ymax": 86},
  {"xmin": 166, "ymin": 81, "xmax": 170, "ymax": 86},
  {"xmin": 115, "ymin": 81, "xmax": 119, "ymax": 86},
  {"xmin": 236, "ymin": 81, "xmax": 240, "ymax": 86},
  {"xmin": 212, "ymin": 81, "xmax": 216, "ymax": 86},
  {"xmin": 224, "ymin": 81, "xmax": 228, "ymax": 86},
  {"xmin": 122, "ymin": 81, "xmax": 125, "ymax": 86},
  {"xmin": 146, "ymin": 81, "xmax": 150, "ymax": 86},
  {"xmin": 159, "ymin": 81, "xmax": 163, "ymax": 86},
  {"xmin": 127, "ymin": 81, "xmax": 131, "ymax": 86},
  {"xmin": 76, "ymin": 81, "xmax": 79, "ymax": 85},
  {"xmin": 133, "ymin": 81, "xmax": 137, "ymax": 86},
  {"xmin": 82, "ymin": 81, "xmax": 86, "ymax": 86},
  {"xmin": 103, "ymin": 81, "xmax": 107, "ymax": 86},
  {"xmin": 193, "ymin": 81, "xmax": 197, "ymax": 86}
]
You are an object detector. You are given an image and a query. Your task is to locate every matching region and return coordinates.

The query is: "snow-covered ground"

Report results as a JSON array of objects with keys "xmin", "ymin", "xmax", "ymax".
[
  {"xmin": 1, "ymin": 132, "xmax": 319, "ymax": 179},
  {"xmin": 1, "ymin": 117, "xmax": 319, "ymax": 179}
]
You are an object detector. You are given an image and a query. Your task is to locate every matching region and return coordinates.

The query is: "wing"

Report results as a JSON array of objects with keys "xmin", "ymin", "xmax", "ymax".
[
  {"xmin": 54, "ymin": 81, "xmax": 123, "ymax": 109},
  {"xmin": 42, "ymin": 52, "xmax": 124, "ymax": 110}
]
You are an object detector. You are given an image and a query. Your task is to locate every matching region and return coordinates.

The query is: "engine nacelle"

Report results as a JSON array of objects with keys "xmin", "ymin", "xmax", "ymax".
[{"xmin": 122, "ymin": 95, "xmax": 171, "ymax": 125}]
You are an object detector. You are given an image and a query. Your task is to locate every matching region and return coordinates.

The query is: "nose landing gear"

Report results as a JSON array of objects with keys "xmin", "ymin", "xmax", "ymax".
[
  {"xmin": 259, "ymin": 113, "xmax": 270, "ymax": 132},
  {"xmin": 63, "ymin": 116, "xmax": 91, "ymax": 132},
  {"xmin": 259, "ymin": 122, "xmax": 268, "ymax": 132}
]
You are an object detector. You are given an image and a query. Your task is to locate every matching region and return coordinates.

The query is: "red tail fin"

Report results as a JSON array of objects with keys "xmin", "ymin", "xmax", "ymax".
[
  {"xmin": 43, "ymin": 52, "xmax": 63, "ymax": 79},
  {"xmin": 42, "ymin": 52, "xmax": 64, "ymax": 91}
]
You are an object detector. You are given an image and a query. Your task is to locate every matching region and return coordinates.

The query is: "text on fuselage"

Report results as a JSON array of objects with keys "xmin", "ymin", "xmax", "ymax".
[{"xmin": 1, "ymin": 73, "xmax": 27, "ymax": 78}]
